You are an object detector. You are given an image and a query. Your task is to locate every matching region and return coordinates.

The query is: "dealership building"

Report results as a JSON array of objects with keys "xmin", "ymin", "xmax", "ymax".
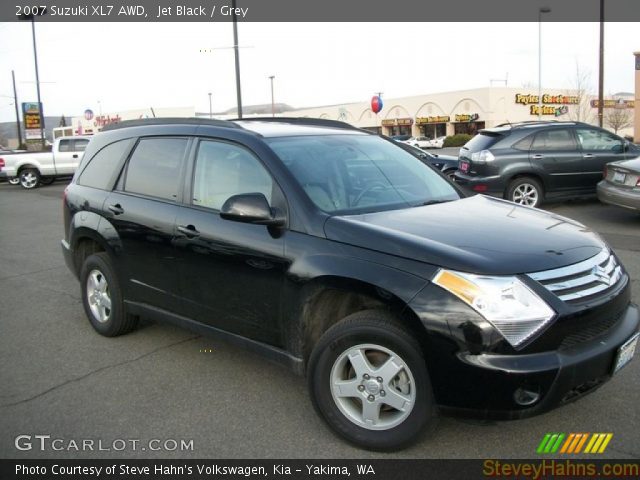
[{"xmin": 284, "ymin": 87, "xmax": 635, "ymax": 139}]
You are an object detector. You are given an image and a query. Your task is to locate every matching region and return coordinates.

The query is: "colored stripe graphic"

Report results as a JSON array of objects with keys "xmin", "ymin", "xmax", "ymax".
[{"xmin": 539, "ymin": 433, "xmax": 613, "ymax": 454}]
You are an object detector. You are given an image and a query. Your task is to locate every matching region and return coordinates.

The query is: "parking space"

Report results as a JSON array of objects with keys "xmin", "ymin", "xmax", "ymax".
[{"xmin": 0, "ymin": 181, "xmax": 638, "ymax": 459}]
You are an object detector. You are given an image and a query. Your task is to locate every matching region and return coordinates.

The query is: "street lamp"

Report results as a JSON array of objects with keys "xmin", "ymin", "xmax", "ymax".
[
  {"xmin": 538, "ymin": 6, "xmax": 551, "ymax": 120},
  {"xmin": 268, "ymin": 76, "xmax": 275, "ymax": 117},
  {"xmin": 97, "ymin": 100, "xmax": 102, "ymax": 116},
  {"xmin": 208, "ymin": 92, "xmax": 212, "ymax": 119}
]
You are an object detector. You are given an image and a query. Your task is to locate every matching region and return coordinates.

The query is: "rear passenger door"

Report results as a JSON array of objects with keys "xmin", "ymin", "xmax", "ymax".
[
  {"xmin": 575, "ymin": 128, "xmax": 629, "ymax": 189},
  {"xmin": 103, "ymin": 137, "xmax": 190, "ymax": 313},
  {"xmin": 528, "ymin": 128, "xmax": 583, "ymax": 193},
  {"xmin": 173, "ymin": 138, "xmax": 287, "ymax": 345}
]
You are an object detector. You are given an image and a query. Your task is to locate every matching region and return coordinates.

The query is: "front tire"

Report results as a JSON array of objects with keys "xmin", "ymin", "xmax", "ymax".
[
  {"xmin": 307, "ymin": 310, "xmax": 436, "ymax": 451},
  {"xmin": 19, "ymin": 168, "xmax": 40, "ymax": 189},
  {"xmin": 507, "ymin": 177, "xmax": 543, "ymax": 208},
  {"xmin": 80, "ymin": 252, "xmax": 138, "ymax": 337},
  {"xmin": 8, "ymin": 176, "xmax": 20, "ymax": 185}
]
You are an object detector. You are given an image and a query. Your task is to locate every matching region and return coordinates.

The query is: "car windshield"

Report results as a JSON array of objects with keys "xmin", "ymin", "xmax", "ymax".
[{"xmin": 266, "ymin": 134, "xmax": 460, "ymax": 214}]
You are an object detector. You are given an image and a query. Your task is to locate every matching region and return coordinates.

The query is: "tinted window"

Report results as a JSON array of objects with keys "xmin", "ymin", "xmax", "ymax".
[
  {"xmin": 532, "ymin": 129, "xmax": 576, "ymax": 151},
  {"xmin": 58, "ymin": 139, "xmax": 72, "ymax": 152},
  {"xmin": 513, "ymin": 134, "xmax": 534, "ymax": 151},
  {"xmin": 124, "ymin": 138, "xmax": 188, "ymax": 201},
  {"xmin": 463, "ymin": 132, "xmax": 501, "ymax": 152},
  {"xmin": 575, "ymin": 128, "xmax": 624, "ymax": 151},
  {"xmin": 74, "ymin": 139, "xmax": 89, "ymax": 152},
  {"xmin": 267, "ymin": 135, "xmax": 459, "ymax": 214},
  {"xmin": 77, "ymin": 139, "xmax": 132, "ymax": 190},
  {"xmin": 192, "ymin": 140, "xmax": 273, "ymax": 210}
]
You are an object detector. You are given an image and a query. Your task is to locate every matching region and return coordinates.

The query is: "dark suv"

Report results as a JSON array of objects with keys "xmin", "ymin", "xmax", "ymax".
[
  {"xmin": 62, "ymin": 118, "xmax": 638, "ymax": 450},
  {"xmin": 454, "ymin": 121, "xmax": 639, "ymax": 208}
]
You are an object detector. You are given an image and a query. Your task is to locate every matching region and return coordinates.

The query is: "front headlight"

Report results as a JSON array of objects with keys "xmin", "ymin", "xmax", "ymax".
[{"xmin": 433, "ymin": 269, "xmax": 555, "ymax": 348}]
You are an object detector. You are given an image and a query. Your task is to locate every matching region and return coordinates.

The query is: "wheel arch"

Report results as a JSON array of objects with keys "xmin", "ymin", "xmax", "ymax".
[
  {"xmin": 505, "ymin": 171, "xmax": 546, "ymax": 198},
  {"xmin": 69, "ymin": 213, "xmax": 121, "ymax": 276}
]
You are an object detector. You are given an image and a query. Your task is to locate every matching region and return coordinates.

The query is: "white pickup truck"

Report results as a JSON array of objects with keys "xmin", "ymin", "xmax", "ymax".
[{"xmin": 2, "ymin": 136, "xmax": 91, "ymax": 189}]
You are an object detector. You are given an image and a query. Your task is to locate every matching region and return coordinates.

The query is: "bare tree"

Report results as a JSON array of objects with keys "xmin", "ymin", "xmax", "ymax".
[
  {"xmin": 605, "ymin": 106, "xmax": 633, "ymax": 134},
  {"xmin": 566, "ymin": 61, "xmax": 594, "ymax": 123}
]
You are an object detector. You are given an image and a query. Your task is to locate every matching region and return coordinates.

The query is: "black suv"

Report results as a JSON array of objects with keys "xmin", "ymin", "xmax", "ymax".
[
  {"xmin": 62, "ymin": 118, "xmax": 639, "ymax": 450},
  {"xmin": 454, "ymin": 121, "xmax": 639, "ymax": 208}
]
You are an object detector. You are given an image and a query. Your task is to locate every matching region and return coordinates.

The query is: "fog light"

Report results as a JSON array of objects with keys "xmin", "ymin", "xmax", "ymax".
[{"xmin": 514, "ymin": 387, "xmax": 540, "ymax": 406}]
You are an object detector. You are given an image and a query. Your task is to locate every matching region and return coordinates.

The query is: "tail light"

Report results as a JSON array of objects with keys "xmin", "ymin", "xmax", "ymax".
[{"xmin": 0, "ymin": 157, "xmax": 4, "ymax": 170}]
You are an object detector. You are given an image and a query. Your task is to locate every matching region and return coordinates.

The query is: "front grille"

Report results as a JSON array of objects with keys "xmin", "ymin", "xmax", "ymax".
[
  {"xmin": 558, "ymin": 313, "xmax": 622, "ymax": 350},
  {"xmin": 528, "ymin": 249, "xmax": 623, "ymax": 304}
]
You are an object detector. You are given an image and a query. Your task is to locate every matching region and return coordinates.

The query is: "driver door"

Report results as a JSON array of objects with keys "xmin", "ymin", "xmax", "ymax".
[{"xmin": 173, "ymin": 138, "xmax": 288, "ymax": 346}]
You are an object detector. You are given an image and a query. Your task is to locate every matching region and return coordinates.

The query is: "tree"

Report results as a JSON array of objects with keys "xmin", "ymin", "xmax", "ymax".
[
  {"xmin": 604, "ymin": 106, "xmax": 633, "ymax": 134},
  {"xmin": 566, "ymin": 61, "xmax": 594, "ymax": 123},
  {"xmin": 58, "ymin": 115, "xmax": 67, "ymax": 127}
]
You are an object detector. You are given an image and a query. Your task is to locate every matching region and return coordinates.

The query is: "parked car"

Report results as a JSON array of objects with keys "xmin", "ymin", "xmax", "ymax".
[
  {"xmin": 403, "ymin": 136, "xmax": 431, "ymax": 149},
  {"xmin": 597, "ymin": 157, "xmax": 640, "ymax": 211},
  {"xmin": 2, "ymin": 136, "xmax": 91, "ymax": 189},
  {"xmin": 395, "ymin": 141, "xmax": 459, "ymax": 180},
  {"xmin": 454, "ymin": 121, "xmax": 639, "ymax": 208},
  {"xmin": 427, "ymin": 136, "xmax": 446, "ymax": 149},
  {"xmin": 391, "ymin": 134, "xmax": 411, "ymax": 142},
  {"xmin": 62, "ymin": 117, "xmax": 638, "ymax": 450}
]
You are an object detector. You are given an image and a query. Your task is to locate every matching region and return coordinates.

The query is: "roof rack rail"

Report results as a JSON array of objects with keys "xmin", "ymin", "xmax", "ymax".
[
  {"xmin": 231, "ymin": 116, "xmax": 362, "ymax": 131},
  {"xmin": 101, "ymin": 117, "xmax": 242, "ymax": 132}
]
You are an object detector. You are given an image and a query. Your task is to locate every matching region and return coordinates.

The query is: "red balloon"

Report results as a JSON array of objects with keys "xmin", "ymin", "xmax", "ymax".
[{"xmin": 371, "ymin": 95, "xmax": 383, "ymax": 114}]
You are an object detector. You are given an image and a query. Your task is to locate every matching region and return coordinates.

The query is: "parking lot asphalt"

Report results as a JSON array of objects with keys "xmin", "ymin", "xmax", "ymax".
[{"xmin": 0, "ymin": 181, "xmax": 638, "ymax": 460}]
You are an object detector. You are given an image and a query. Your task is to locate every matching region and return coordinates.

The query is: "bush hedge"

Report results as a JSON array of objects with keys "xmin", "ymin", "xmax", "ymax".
[{"xmin": 443, "ymin": 134, "xmax": 473, "ymax": 148}]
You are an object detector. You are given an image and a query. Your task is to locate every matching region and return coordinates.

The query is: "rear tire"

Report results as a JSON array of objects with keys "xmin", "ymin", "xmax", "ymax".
[
  {"xmin": 19, "ymin": 169, "xmax": 40, "ymax": 189},
  {"xmin": 39, "ymin": 177, "xmax": 55, "ymax": 185},
  {"xmin": 307, "ymin": 310, "xmax": 436, "ymax": 451},
  {"xmin": 443, "ymin": 169, "xmax": 457, "ymax": 182},
  {"xmin": 507, "ymin": 177, "xmax": 543, "ymax": 208},
  {"xmin": 80, "ymin": 252, "xmax": 138, "ymax": 337},
  {"xmin": 8, "ymin": 177, "xmax": 20, "ymax": 185}
]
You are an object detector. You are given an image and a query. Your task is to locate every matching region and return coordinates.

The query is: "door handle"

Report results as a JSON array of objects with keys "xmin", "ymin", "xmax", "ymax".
[
  {"xmin": 177, "ymin": 225, "xmax": 200, "ymax": 238},
  {"xmin": 72, "ymin": 154, "xmax": 79, "ymax": 159},
  {"xmin": 532, "ymin": 154, "xmax": 544, "ymax": 159},
  {"xmin": 583, "ymin": 153, "xmax": 594, "ymax": 159},
  {"xmin": 107, "ymin": 203, "xmax": 124, "ymax": 215}
]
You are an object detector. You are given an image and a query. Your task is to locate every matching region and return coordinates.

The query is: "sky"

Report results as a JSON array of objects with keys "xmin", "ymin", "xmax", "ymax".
[{"xmin": 0, "ymin": 21, "xmax": 638, "ymax": 122}]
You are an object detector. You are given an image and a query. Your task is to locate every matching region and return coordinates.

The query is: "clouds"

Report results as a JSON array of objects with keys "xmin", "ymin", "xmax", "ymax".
[{"xmin": 0, "ymin": 21, "xmax": 636, "ymax": 122}]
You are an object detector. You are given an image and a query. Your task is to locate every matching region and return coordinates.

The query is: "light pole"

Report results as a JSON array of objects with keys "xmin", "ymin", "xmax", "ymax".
[
  {"xmin": 30, "ymin": 18, "xmax": 45, "ymax": 148},
  {"xmin": 597, "ymin": 0, "xmax": 604, "ymax": 127},
  {"xmin": 208, "ymin": 92, "xmax": 212, "ymax": 118},
  {"xmin": 268, "ymin": 76, "xmax": 275, "ymax": 117},
  {"xmin": 97, "ymin": 100, "xmax": 102, "ymax": 116},
  {"xmin": 538, "ymin": 6, "xmax": 551, "ymax": 120},
  {"xmin": 232, "ymin": 0, "xmax": 243, "ymax": 118},
  {"xmin": 11, "ymin": 71, "xmax": 22, "ymax": 147}
]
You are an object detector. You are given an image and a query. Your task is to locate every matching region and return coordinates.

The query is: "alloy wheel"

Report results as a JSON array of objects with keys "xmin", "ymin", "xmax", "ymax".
[
  {"xmin": 20, "ymin": 172, "xmax": 38, "ymax": 189},
  {"xmin": 86, "ymin": 269, "xmax": 112, "ymax": 323},
  {"xmin": 512, "ymin": 183, "xmax": 539, "ymax": 206}
]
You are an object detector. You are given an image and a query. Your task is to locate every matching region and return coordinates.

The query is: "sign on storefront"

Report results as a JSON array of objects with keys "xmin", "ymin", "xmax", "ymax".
[
  {"xmin": 454, "ymin": 113, "xmax": 479, "ymax": 122},
  {"xmin": 416, "ymin": 116, "xmax": 450, "ymax": 124}
]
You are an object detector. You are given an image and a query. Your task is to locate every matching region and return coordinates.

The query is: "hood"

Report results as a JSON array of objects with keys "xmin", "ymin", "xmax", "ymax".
[{"xmin": 324, "ymin": 195, "xmax": 606, "ymax": 275}]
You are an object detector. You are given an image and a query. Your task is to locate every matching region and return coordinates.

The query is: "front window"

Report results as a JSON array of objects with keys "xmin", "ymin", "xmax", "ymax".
[{"xmin": 267, "ymin": 134, "xmax": 459, "ymax": 214}]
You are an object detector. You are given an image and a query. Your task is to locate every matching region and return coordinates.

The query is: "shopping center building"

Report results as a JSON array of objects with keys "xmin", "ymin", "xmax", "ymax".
[{"xmin": 284, "ymin": 87, "xmax": 635, "ymax": 139}]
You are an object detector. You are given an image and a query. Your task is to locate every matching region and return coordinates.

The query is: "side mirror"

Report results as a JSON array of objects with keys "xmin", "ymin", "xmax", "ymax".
[{"xmin": 220, "ymin": 193, "xmax": 285, "ymax": 226}]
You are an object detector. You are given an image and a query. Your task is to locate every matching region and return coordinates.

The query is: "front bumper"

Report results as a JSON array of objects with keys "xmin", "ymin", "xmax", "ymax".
[
  {"xmin": 597, "ymin": 180, "xmax": 640, "ymax": 211},
  {"xmin": 437, "ymin": 303, "xmax": 639, "ymax": 420}
]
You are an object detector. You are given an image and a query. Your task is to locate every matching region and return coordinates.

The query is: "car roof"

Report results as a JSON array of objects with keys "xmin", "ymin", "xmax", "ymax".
[
  {"xmin": 483, "ymin": 121, "xmax": 593, "ymax": 134},
  {"xmin": 234, "ymin": 120, "xmax": 366, "ymax": 138}
]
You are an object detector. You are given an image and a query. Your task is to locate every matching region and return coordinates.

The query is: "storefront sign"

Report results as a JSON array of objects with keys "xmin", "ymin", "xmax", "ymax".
[
  {"xmin": 94, "ymin": 114, "xmax": 122, "ymax": 128},
  {"xmin": 515, "ymin": 94, "xmax": 579, "ymax": 105},
  {"xmin": 397, "ymin": 118, "xmax": 413, "ymax": 126},
  {"xmin": 590, "ymin": 99, "xmax": 635, "ymax": 109},
  {"xmin": 454, "ymin": 113, "xmax": 479, "ymax": 122},
  {"xmin": 529, "ymin": 105, "xmax": 569, "ymax": 116},
  {"xmin": 381, "ymin": 119, "xmax": 396, "ymax": 126},
  {"xmin": 22, "ymin": 102, "xmax": 44, "ymax": 140},
  {"xmin": 416, "ymin": 116, "xmax": 450, "ymax": 124}
]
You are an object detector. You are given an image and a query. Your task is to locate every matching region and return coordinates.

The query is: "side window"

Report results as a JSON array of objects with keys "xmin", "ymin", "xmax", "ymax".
[
  {"xmin": 513, "ymin": 134, "xmax": 534, "ymax": 151},
  {"xmin": 192, "ymin": 140, "xmax": 273, "ymax": 211},
  {"xmin": 124, "ymin": 138, "xmax": 188, "ymax": 201},
  {"xmin": 74, "ymin": 139, "xmax": 89, "ymax": 152},
  {"xmin": 77, "ymin": 139, "xmax": 132, "ymax": 190},
  {"xmin": 575, "ymin": 128, "xmax": 624, "ymax": 151},
  {"xmin": 531, "ymin": 129, "xmax": 576, "ymax": 151},
  {"xmin": 58, "ymin": 139, "xmax": 72, "ymax": 152}
]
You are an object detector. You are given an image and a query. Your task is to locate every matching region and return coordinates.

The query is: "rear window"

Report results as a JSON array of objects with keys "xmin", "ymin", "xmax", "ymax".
[{"xmin": 462, "ymin": 132, "xmax": 501, "ymax": 152}]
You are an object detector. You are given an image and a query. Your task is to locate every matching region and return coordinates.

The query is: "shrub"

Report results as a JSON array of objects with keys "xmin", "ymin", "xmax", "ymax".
[{"xmin": 443, "ymin": 134, "xmax": 473, "ymax": 148}]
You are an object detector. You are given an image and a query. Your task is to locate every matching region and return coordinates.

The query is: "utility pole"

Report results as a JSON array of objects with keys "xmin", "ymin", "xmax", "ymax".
[
  {"xmin": 11, "ymin": 70, "xmax": 22, "ymax": 147},
  {"xmin": 598, "ymin": 0, "xmax": 605, "ymax": 127},
  {"xmin": 269, "ymin": 76, "xmax": 275, "ymax": 117},
  {"xmin": 538, "ymin": 7, "xmax": 551, "ymax": 120},
  {"xmin": 208, "ymin": 92, "xmax": 213, "ymax": 118},
  {"xmin": 232, "ymin": 0, "xmax": 243, "ymax": 118},
  {"xmin": 30, "ymin": 18, "xmax": 45, "ymax": 149}
]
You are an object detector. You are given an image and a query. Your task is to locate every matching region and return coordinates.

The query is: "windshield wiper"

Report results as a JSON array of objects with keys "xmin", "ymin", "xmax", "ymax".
[{"xmin": 420, "ymin": 199, "xmax": 454, "ymax": 206}]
